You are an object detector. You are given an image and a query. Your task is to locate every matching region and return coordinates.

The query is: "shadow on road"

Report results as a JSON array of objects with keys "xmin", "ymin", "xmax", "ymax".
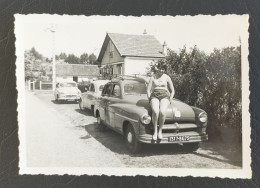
[
  {"xmin": 74, "ymin": 109, "xmax": 94, "ymax": 117},
  {"xmin": 83, "ymin": 122, "xmax": 242, "ymax": 167},
  {"xmin": 84, "ymin": 122, "xmax": 197, "ymax": 157},
  {"xmin": 51, "ymin": 100, "xmax": 79, "ymax": 105},
  {"xmin": 199, "ymin": 140, "xmax": 242, "ymax": 167}
]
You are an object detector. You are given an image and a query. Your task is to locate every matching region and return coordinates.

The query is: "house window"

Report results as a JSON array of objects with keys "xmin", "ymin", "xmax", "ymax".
[
  {"xmin": 117, "ymin": 64, "xmax": 122, "ymax": 74},
  {"xmin": 109, "ymin": 41, "xmax": 114, "ymax": 58}
]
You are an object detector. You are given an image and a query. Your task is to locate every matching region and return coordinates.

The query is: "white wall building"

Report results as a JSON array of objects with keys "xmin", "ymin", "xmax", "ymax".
[{"xmin": 97, "ymin": 33, "xmax": 166, "ymax": 77}]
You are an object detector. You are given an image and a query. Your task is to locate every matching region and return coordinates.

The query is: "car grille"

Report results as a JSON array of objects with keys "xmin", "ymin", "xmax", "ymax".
[
  {"xmin": 162, "ymin": 128, "xmax": 197, "ymax": 133},
  {"xmin": 66, "ymin": 95, "xmax": 77, "ymax": 97},
  {"xmin": 145, "ymin": 122, "xmax": 199, "ymax": 134}
]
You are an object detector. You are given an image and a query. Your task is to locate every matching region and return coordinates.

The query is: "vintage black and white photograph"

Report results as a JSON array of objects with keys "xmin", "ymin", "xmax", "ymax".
[{"xmin": 15, "ymin": 14, "xmax": 250, "ymax": 178}]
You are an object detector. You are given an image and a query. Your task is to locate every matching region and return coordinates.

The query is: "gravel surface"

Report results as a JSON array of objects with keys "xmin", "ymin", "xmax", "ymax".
[{"xmin": 25, "ymin": 90, "xmax": 242, "ymax": 169}]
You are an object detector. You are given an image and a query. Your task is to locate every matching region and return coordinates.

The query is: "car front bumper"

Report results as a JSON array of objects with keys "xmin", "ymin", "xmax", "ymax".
[
  {"xmin": 58, "ymin": 95, "xmax": 80, "ymax": 101},
  {"xmin": 138, "ymin": 132, "xmax": 208, "ymax": 144}
]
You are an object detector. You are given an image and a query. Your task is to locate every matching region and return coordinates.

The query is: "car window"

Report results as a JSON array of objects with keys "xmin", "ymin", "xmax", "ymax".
[
  {"xmin": 102, "ymin": 83, "xmax": 113, "ymax": 96},
  {"xmin": 124, "ymin": 81, "xmax": 147, "ymax": 95},
  {"xmin": 90, "ymin": 84, "xmax": 95, "ymax": 92},
  {"xmin": 111, "ymin": 84, "xmax": 120, "ymax": 97},
  {"xmin": 99, "ymin": 85, "xmax": 104, "ymax": 91}
]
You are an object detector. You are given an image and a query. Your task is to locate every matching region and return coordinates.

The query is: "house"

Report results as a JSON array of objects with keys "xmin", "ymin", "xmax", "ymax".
[
  {"xmin": 55, "ymin": 64, "xmax": 100, "ymax": 82},
  {"xmin": 97, "ymin": 33, "xmax": 166, "ymax": 77}
]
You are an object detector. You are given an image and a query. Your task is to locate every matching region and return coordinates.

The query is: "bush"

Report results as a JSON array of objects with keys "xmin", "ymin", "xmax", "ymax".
[{"xmin": 151, "ymin": 46, "xmax": 242, "ymax": 140}]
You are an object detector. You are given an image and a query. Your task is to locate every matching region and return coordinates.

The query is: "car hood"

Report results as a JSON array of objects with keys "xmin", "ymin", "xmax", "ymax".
[
  {"xmin": 124, "ymin": 94, "xmax": 195, "ymax": 122},
  {"xmin": 58, "ymin": 87, "xmax": 80, "ymax": 94}
]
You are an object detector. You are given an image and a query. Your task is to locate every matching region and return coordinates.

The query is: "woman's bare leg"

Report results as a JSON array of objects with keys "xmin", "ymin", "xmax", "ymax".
[
  {"xmin": 150, "ymin": 98, "xmax": 160, "ymax": 140},
  {"xmin": 158, "ymin": 98, "xmax": 170, "ymax": 139}
]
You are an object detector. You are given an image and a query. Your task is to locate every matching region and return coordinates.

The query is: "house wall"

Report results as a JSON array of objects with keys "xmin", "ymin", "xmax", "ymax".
[
  {"xmin": 124, "ymin": 57, "xmax": 158, "ymax": 75},
  {"xmin": 101, "ymin": 40, "xmax": 124, "ymax": 65},
  {"xmin": 56, "ymin": 76, "xmax": 73, "ymax": 82},
  {"xmin": 56, "ymin": 76, "xmax": 98, "ymax": 83}
]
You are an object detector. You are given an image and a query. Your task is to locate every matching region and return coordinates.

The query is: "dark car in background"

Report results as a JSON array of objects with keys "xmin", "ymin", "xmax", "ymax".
[{"xmin": 95, "ymin": 76, "xmax": 208, "ymax": 153}]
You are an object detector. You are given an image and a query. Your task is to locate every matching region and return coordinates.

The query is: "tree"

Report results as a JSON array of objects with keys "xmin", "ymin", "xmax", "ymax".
[
  {"xmin": 80, "ymin": 53, "xmax": 89, "ymax": 64},
  {"xmin": 88, "ymin": 53, "xmax": 97, "ymax": 64},
  {"xmin": 29, "ymin": 47, "xmax": 43, "ymax": 60},
  {"xmin": 65, "ymin": 54, "xmax": 80, "ymax": 64}
]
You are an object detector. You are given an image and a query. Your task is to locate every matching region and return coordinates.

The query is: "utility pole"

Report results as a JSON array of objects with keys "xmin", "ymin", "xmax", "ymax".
[{"xmin": 46, "ymin": 24, "xmax": 56, "ymax": 91}]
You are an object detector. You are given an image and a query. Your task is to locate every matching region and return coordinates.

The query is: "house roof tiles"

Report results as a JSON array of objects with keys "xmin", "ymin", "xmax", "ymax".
[
  {"xmin": 56, "ymin": 64, "xmax": 99, "ymax": 76},
  {"xmin": 97, "ymin": 33, "xmax": 165, "ymax": 62}
]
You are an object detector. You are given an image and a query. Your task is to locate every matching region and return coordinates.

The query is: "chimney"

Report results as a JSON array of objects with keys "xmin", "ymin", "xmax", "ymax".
[
  {"xmin": 143, "ymin": 29, "xmax": 147, "ymax": 35},
  {"xmin": 163, "ymin": 41, "xmax": 167, "ymax": 56}
]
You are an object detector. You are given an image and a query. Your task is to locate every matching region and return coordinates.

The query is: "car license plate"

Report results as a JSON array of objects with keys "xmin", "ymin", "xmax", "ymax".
[{"xmin": 168, "ymin": 136, "xmax": 190, "ymax": 142}]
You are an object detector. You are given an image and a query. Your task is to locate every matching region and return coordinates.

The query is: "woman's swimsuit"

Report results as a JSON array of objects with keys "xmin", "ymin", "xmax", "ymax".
[{"xmin": 149, "ymin": 75, "xmax": 170, "ymax": 102}]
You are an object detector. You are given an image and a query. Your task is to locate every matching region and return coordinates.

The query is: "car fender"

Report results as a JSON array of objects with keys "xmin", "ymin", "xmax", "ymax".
[{"xmin": 110, "ymin": 103, "xmax": 150, "ymax": 135}]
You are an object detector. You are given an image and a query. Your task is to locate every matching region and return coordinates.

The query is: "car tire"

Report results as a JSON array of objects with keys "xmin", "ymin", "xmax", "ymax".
[
  {"xmin": 91, "ymin": 105, "xmax": 95, "ymax": 115},
  {"xmin": 79, "ymin": 99, "xmax": 84, "ymax": 111},
  {"xmin": 97, "ymin": 115, "xmax": 106, "ymax": 131},
  {"xmin": 55, "ymin": 95, "xmax": 60, "ymax": 104},
  {"xmin": 125, "ymin": 124, "xmax": 141, "ymax": 154},
  {"xmin": 183, "ymin": 142, "xmax": 200, "ymax": 152}
]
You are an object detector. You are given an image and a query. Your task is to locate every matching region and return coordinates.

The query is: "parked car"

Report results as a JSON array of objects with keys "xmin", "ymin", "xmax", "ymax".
[
  {"xmin": 95, "ymin": 76, "xmax": 208, "ymax": 153},
  {"xmin": 79, "ymin": 80, "xmax": 109, "ymax": 116},
  {"xmin": 54, "ymin": 81, "xmax": 81, "ymax": 103},
  {"xmin": 78, "ymin": 81, "xmax": 90, "ymax": 93}
]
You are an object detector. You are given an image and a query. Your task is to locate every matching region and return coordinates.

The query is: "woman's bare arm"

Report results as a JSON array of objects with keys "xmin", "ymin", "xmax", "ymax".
[
  {"xmin": 147, "ymin": 76, "xmax": 153, "ymax": 99},
  {"xmin": 167, "ymin": 75, "xmax": 175, "ymax": 100}
]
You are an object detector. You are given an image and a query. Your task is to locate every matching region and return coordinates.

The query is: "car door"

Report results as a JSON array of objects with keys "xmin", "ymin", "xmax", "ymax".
[
  {"xmin": 106, "ymin": 83, "xmax": 122, "ymax": 128},
  {"xmin": 99, "ymin": 83, "xmax": 112, "ymax": 124},
  {"xmin": 80, "ymin": 84, "xmax": 89, "ymax": 107},
  {"xmin": 86, "ymin": 83, "xmax": 95, "ymax": 109}
]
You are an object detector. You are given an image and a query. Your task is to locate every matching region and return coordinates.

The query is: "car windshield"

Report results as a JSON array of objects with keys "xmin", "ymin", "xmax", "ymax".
[
  {"xmin": 60, "ymin": 83, "xmax": 77, "ymax": 87},
  {"xmin": 124, "ymin": 81, "xmax": 147, "ymax": 95},
  {"xmin": 99, "ymin": 85, "xmax": 104, "ymax": 91}
]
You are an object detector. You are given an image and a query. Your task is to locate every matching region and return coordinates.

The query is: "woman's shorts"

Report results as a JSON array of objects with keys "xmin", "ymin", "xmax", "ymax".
[{"xmin": 149, "ymin": 89, "xmax": 170, "ymax": 103}]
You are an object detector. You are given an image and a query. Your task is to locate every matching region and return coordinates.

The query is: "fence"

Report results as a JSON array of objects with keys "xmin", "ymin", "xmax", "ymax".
[{"xmin": 26, "ymin": 80, "xmax": 53, "ymax": 90}]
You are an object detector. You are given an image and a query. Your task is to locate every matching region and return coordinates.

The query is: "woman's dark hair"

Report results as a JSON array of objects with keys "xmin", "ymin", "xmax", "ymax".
[{"xmin": 157, "ymin": 59, "xmax": 167, "ymax": 72}]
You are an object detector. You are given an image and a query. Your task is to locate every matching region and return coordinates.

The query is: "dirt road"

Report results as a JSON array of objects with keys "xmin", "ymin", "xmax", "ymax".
[{"xmin": 25, "ymin": 90, "xmax": 242, "ymax": 169}]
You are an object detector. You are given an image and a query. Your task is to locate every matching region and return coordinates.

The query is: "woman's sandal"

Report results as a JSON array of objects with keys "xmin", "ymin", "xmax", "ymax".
[
  {"xmin": 152, "ymin": 134, "xmax": 157, "ymax": 140},
  {"xmin": 158, "ymin": 132, "xmax": 163, "ymax": 140}
]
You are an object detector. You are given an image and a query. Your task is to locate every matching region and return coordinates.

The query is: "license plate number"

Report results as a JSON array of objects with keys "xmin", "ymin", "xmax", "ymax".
[{"xmin": 168, "ymin": 136, "xmax": 190, "ymax": 142}]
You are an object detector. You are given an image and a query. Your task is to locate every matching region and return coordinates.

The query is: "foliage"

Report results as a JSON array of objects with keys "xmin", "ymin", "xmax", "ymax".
[
  {"xmin": 88, "ymin": 53, "xmax": 97, "ymax": 65},
  {"xmin": 150, "ymin": 46, "xmax": 242, "ymax": 139},
  {"xmin": 65, "ymin": 54, "xmax": 80, "ymax": 64},
  {"xmin": 24, "ymin": 48, "xmax": 48, "ymax": 80},
  {"xmin": 56, "ymin": 52, "xmax": 68, "ymax": 61},
  {"xmin": 80, "ymin": 53, "xmax": 89, "ymax": 64}
]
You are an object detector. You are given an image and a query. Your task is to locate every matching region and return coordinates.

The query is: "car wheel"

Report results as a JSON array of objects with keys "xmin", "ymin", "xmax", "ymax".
[
  {"xmin": 125, "ymin": 124, "xmax": 141, "ymax": 154},
  {"xmin": 91, "ymin": 105, "xmax": 95, "ymax": 115},
  {"xmin": 183, "ymin": 142, "xmax": 200, "ymax": 152},
  {"xmin": 79, "ymin": 99, "xmax": 84, "ymax": 111},
  {"xmin": 55, "ymin": 95, "xmax": 60, "ymax": 104},
  {"xmin": 97, "ymin": 115, "xmax": 106, "ymax": 131}
]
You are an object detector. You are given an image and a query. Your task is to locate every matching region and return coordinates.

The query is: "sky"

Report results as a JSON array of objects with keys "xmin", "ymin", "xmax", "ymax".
[{"xmin": 18, "ymin": 15, "xmax": 248, "ymax": 58}]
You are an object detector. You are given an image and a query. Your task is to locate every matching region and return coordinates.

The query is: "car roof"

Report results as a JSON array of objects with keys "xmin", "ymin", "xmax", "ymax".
[
  {"xmin": 91, "ymin": 80, "xmax": 110, "ymax": 84},
  {"xmin": 110, "ymin": 76, "xmax": 148, "ymax": 83}
]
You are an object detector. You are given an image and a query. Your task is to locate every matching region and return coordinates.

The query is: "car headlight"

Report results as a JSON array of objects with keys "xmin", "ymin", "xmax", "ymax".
[
  {"xmin": 198, "ymin": 112, "xmax": 207, "ymax": 123},
  {"xmin": 141, "ymin": 114, "xmax": 151, "ymax": 124}
]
